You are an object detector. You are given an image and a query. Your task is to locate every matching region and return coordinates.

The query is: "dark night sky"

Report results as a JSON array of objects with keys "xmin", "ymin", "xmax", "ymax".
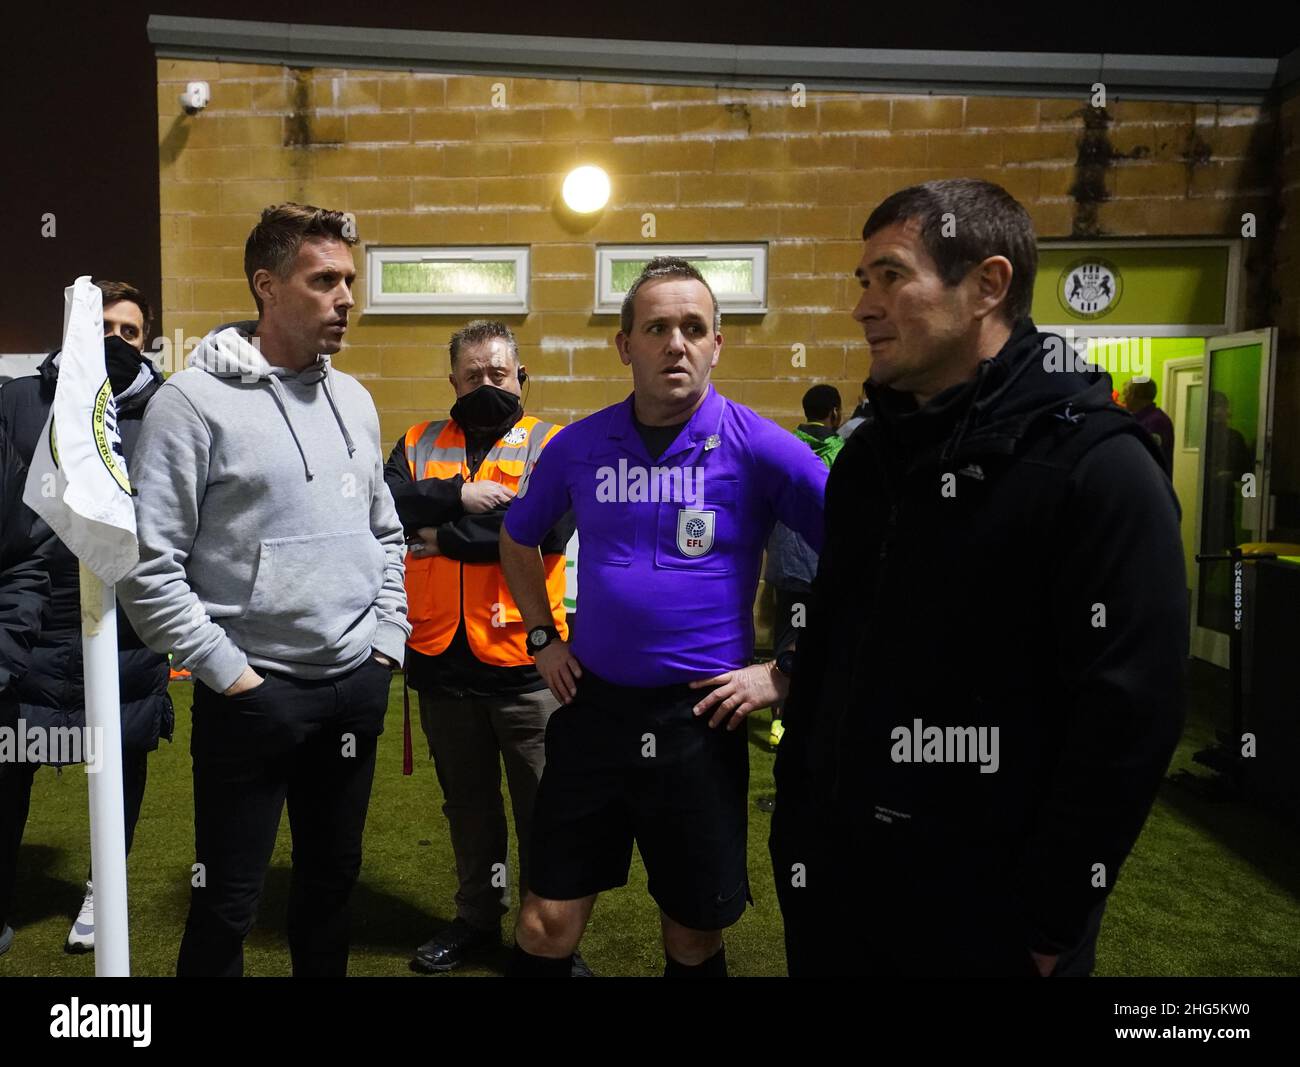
[{"xmin": 2, "ymin": 2, "xmax": 1295, "ymax": 352}]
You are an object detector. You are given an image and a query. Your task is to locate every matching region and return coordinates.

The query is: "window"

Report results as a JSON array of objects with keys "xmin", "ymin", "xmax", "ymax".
[
  {"xmin": 595, "ymin": 244, "xmax": 767, "ymax": 316},
  {"xmin": 365, "ymin": 247, "xmax": 529, "ymax": 315}
]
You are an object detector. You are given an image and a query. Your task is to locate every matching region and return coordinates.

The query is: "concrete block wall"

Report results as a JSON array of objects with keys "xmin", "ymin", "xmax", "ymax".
[{"xmin": 155, "ymin": 59, "xmax": 1280, "ymax": 446}]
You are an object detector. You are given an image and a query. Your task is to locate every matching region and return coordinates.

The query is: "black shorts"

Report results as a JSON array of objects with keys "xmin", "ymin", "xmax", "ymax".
[{"xmin": 529, "ymin": 669, "xmax": 751, "ymax": 931}]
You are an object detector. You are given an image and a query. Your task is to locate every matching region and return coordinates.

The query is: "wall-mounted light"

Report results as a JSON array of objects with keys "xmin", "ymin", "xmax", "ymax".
[
  {"xmin": 180, "ymin": 82, "xmax": 210, "ymax": 114},
  {"xmin": 562, "ymin": 165, "xmax": 610, "ymax": 214}
]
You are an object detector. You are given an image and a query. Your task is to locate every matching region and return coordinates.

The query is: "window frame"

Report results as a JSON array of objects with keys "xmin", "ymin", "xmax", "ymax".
[
  {"xmin": 594, "ymin": 243, "xmax": 768, "ymax": 316},
  {"xmin": 364, "ymin": 245, "xmax": 531, "ymax": 316}
]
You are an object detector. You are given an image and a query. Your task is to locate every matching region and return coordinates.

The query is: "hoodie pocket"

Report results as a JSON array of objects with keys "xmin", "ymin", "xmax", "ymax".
[{"xmin": 245, "ymin": 531, "xmax": 385, "ymax": 663}]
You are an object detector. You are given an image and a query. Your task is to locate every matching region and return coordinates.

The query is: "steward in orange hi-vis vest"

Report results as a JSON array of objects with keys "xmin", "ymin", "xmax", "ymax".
[
  {"xmin": 399, "ymin": 415, "xmax": 568, "ymax": 666},
  {"xmin": 383, "ymin": 322, "xmax": 580, "ymax": 972}
]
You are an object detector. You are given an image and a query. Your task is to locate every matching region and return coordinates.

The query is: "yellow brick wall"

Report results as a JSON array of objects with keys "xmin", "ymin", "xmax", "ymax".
[{"xmin": 157, "ymin": 59, "xmax": 1277, "ymax": 446}]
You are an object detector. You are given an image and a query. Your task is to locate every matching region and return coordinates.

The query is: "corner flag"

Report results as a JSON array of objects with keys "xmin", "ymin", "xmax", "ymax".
[
  {"xmin": 22, "ymin": 276, "xmax": 134, "ymax": 977},
  {"xmin": 23, "ymin": 278, "xmax": 138, "ymax": 583}
]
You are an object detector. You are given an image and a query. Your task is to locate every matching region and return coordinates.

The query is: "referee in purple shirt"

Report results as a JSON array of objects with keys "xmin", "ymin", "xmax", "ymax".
[{"xmin": 499, "ymin": 257, "xmax": 828, "ymax": 977}]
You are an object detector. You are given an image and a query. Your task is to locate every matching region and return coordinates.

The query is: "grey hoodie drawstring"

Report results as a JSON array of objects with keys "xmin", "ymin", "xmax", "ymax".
[
  {"xmin": 320, "ymin": 372, "xmax": 357, "ymax": 458},
  {"xmin": 265, "ymin": 375, "xmax": 315, "ymax": 480},
  {"xmin": 263, "ymin": 366, "xmax": 358, "ymax": 480},
  {"xmin": 197, "ymin": 324, "xmax": 359, "ymax": 480}
]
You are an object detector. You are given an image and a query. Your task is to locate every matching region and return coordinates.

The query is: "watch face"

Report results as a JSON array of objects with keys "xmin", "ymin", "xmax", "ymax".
[{"xmin": 529, "ymin": 631, "xmax": 545, "ymax": 648}]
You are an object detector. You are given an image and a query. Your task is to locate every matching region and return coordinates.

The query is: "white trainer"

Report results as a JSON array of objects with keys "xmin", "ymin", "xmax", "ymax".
[{"xmin": 65, "ymin": 881, "xmax": 94, "ymax": 954}]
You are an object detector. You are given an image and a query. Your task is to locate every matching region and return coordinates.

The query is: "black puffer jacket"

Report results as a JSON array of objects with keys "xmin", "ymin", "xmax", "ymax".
[
  {"xmin": 0, "ymin": 431, "xmax": 52, "ymax": 708},
  {"xmin": 0, "ymin": 348, "xmax": 173, "ymax": 755},
  {"xmin": 777, "ymin": 318, "xmax": 1186, "ymax": 957}
]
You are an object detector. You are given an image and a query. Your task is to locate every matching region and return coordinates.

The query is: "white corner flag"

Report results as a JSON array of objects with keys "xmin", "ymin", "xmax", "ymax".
[
  {"xmin": 23, "ymin": 278, "xmax": 138, "ymax": 582},
  {"xmin": 22, "ymin": 276, "xmax": 134, "ymax": 977}
]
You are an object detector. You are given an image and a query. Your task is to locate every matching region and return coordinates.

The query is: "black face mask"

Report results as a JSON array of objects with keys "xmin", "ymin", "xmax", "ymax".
[
  {"xmin": 451, "ymin": 384, "xmax": 522, "ymax": 438},
  {"xmin": 105, "ymin": 335, "xmax": 147, "ymax": 396}
]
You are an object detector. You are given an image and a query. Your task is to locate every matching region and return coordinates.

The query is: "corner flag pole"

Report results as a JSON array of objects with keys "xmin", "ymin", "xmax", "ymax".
[
  {"xmin": 80, "ymin": 563, "xmax": 130, "ymax": 976},
  {"xmin": 23, "ymin": 277, "xmax": 137, "ymax": 977}
]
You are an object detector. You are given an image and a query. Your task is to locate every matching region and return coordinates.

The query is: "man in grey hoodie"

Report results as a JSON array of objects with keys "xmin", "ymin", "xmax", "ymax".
[{"xmin": 119, "ymin": 204, "xmax": 410, "ymax": 977}]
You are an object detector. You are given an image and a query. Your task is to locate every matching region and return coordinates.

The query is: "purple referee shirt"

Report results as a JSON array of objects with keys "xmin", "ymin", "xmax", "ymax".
[{"xmin": 505, "ymin": 385, "xmax": 828, "ymax": 687}]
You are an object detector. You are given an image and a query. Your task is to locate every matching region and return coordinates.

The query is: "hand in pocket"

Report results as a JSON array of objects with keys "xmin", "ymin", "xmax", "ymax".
[{"xmin": 223, "ymin": 666, "xmax": 265, "ymax": 697}]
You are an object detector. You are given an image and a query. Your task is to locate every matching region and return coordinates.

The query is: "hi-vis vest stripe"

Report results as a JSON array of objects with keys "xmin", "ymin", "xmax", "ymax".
[{"xmin": 403, "ymin": 415, "xmax": 567, "ymax": 666}]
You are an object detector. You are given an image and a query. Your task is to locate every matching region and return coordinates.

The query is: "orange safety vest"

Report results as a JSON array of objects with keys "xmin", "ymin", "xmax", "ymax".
[{"xmin": 402, "ymin": 415, "xmax": 568, "ymax": 667}]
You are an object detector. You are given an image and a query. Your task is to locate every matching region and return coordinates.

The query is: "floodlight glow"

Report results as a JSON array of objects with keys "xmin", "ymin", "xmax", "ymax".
[{"xmin": 562, "ymin": 165, "xmax": 611, "ymax": 213}]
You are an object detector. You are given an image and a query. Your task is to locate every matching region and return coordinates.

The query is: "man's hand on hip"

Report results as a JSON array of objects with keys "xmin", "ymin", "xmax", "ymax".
[
  {"xmin": 689, "ymin": 662, "xmax": 787, "ymax": 730},
  {"xmin": 223, "ymin": 665, "xmax": 264, "ymax": 696},
  {"xmin": 536, "ymin": 639, "xmax": 582, "ymax": 705}
]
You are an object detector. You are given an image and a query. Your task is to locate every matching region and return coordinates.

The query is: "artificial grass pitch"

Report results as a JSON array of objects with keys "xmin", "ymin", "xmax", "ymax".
[{"xmin": 4, "ymin": 674, "xmax": 1299, "ymax": 977}]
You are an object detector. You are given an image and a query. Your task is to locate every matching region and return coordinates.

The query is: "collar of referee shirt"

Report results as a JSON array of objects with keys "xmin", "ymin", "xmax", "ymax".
[{"xmin": 604, "ymin": 384, "xmax": 725, "ymax": 464}]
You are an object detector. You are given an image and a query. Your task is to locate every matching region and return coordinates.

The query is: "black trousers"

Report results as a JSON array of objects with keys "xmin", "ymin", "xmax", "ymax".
[
  {"xmin": 0, "ymin": 701, "xmax": 150, "ymax": 932},
  {"xmin": 768, "ymin": 775, "xmax": 839, "ymax": 977},
  {"xmin": 417, "ymin": 687, "xmax": 554, "ymax": 929},
  {"xmin": 178, "ymin": 658, "xmax": 390, "ymax": 977}
]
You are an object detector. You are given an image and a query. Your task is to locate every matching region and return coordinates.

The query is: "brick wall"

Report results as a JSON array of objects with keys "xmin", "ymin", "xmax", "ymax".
[
  {"xmin": 1267, "ymin": 94, "xmax": 1299, "ymax": 539},
  {"xmin": 156, "ymin": 59, "xmax": 1280, "ymax": 446}
]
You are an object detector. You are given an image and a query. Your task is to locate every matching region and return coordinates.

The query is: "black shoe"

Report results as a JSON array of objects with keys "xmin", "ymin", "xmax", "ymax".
[
  {"xmin": 411, "ymin": 919, "xmax": 501, "ymax": 973},
  {"xmin": 570, "ymin": 951, "xmax": 595, "ymax": 977}
]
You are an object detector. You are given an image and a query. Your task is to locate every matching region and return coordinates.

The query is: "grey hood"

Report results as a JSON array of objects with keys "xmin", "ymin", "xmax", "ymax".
[{"xmin": 191, "ymin": 320, "xmax": 356, "ymax": 479}]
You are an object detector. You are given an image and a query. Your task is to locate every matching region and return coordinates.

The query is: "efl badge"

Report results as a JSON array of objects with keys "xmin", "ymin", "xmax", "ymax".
[
  {"xmin": 502, "ymin": 426, "xmax": 528, "ymax": 446},
  {"xmin": 1058, "ymin": 258, "xmax": 1122, "ymax": 319},
  {"xmin": 677, "ymin": 509, "xmax": 715, "ymax": 557}
]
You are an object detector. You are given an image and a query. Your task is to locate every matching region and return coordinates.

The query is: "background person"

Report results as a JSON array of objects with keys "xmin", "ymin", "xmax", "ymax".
[
  {"xmin": 838, "ymin": 379, "xmax": 871, "ymax": 438},
  {"xmin": 0, "ymin": 280, "xmax": 172, "ymax": 954},
  {"xmin": 1121, "ymin": 378, "xmax": 1174, "ymax": 474},
  {"xmin": 0, "ymin": 431, "xmax": 54, "ymax": 958},
  {"xmin": 384, "ymin": 320, "xmax": 583, "ymax": 975},
  {"xmin": 764, "ymin": 383, "xmax": 843, "ymax": 747}
]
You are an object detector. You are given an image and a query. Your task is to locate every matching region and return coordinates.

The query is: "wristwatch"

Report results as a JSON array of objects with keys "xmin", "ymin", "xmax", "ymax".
[
  {"xmin": 527, "ymin": 625, "xmax": 561, "ymax": 656},
  {"xmin": 774, "ymin": 648, "xmax": 797, "ymax": 678}
]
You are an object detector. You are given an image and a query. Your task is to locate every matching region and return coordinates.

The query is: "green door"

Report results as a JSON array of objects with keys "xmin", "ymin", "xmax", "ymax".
[{"xmin": 1191, "ymin": 328, "xmax": 1278, "ymax": 667}]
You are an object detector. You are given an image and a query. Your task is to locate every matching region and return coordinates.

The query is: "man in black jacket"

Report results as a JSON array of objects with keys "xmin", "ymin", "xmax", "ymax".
[
  {"xmin": 0, "ymin": 280, "xmax": 173, "ymax": 955},
  {"xmin": 771, "ymin": 179, "xmax": 1186, "ymax": 977},
  {"xmin": 0, "ymin": 428, "xmax": 54, "ymax": 956}
]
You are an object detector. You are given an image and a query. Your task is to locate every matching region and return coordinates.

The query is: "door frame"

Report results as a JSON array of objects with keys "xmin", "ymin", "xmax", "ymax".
[
  {"xmin": 1164, "ymin": 354, "xmax": 1206, "ymax": 625},
  {"xmin": 1189, "ymin": 327, "xmax": 1279, "ymax": 667}
]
